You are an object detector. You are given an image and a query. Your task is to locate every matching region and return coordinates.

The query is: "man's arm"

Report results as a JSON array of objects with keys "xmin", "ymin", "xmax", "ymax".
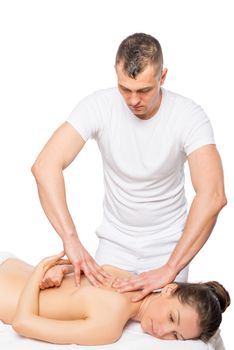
[
  {"xmin": 31, "ymin": 122, "xmax": 110, "ymax": 286},
  {"xmin": 113, "ymin": 144, "xmax": 227, "ymax": 300},
  {"xmin": 166, "ymin": 144, "xmax": 227, "ymax": 273}
]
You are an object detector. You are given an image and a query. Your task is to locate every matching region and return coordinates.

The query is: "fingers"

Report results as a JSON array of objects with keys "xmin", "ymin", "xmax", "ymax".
[
  {"xmin": 74, "ymin": 264, "xmax": 81, "ymax": 287},
  {"xmin": 56, "ymin": 258, "xmax": 71, "ymax": 265},
  {"xmin": 73, "ymin": 258, "xmax": 111, "ymax": 288},
  {"xmin": 63, "ymin": 239, "xmax": 112, "ymax": 287},
  {"xmin": 39, "ymin": 261, "xmax": 66, "ymax": 289},
  {"xmin": 45, "ymin": 251, "xmax": 66, "ymax": 263},
  {"xmin": 84, "ymin": 260, "xmax": 111, "ymax": 285},
  {"xmin": 112, "ymin": 277, "xmax": 143, "ymax": 292},
  {"xmin": 57, "ymin": 250, "xmax": 66, "ymax": 259},
  {"xmin": 64, "ymin": 238, "xmax": 113, "ymax": 287},
  {"xmin": 40, "ymin": 275, "xmax": 62, "ymax": 289},
  {"xmin": 112, "ymin": 275, "xmax": 153, "ymax": 301},
  {"xmin": 131, "ymin": 288, "xmax": 152, "ymax": 302},
  {"xmin": 39, "ymin": 251, "xmax": 66, "ymax": 268},
  {"xmin": 112, "ymin": 267, "xmax": 171, "ymax": 302}
]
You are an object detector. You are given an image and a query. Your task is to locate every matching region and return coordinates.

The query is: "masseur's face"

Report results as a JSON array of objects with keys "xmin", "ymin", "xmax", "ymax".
[
  {"xmin": 116, "ymin": 62, "xmax": 167, "ymax": 120},
  {"xmin": 140, "ymin": 285, "xmax": 201, "ymax": 341}
]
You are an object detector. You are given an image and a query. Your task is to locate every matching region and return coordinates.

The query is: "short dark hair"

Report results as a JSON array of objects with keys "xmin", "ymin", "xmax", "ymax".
[
  {"xmin": 174, "ymin": 281, "xmax": 230, "ymax": 342},
  {"xmin": 115, "ymin": 33, "xmax": 163, "ymax": 79}
]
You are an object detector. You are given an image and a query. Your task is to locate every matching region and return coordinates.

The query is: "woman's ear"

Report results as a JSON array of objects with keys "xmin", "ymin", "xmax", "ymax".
[{"xmin": 161, "ymin": 283, "xmax": 178, "ymax": 297}]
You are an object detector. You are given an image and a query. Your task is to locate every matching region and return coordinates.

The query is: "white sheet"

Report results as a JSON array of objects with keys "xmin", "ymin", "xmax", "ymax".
[{"xmin": 0, "ymin": 320, "xmax": 225, "ymax": 350}]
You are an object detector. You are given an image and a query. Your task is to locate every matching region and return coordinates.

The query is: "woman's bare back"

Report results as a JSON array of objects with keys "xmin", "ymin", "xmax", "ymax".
[{"xmin": 0, "ymin": 258, "xmax": 137, "ymax": 325}]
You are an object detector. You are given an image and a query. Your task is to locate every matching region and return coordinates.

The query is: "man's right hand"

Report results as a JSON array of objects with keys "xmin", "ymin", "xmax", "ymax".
[{"xmin": 63, "ymin": 235, "xmax": 111, "ymax": 287}]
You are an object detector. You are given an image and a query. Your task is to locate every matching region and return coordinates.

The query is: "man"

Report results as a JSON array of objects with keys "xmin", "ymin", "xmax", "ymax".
[{"xmin": 32, "ymin": 33, "xmax": 227, "ymax": 302}]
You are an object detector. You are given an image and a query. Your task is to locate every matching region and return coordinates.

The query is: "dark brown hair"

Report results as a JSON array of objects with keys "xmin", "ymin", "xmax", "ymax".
[
  {"xmin": 174, "ymin": 281, "xmax": 230, "ymax": 342},
  {"xmin": 115, "ymin": 33, "xmax": 163, "ymax": 79}
]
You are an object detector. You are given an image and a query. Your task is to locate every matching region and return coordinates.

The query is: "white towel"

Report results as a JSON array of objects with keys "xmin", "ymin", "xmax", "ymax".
[
  {"xmin": 0, "ymin": 252, "xmax": 16, "ymax": 266},
  {"xmin": 0, "ymin": 320, "xmax": 224, "ymax": 350}
]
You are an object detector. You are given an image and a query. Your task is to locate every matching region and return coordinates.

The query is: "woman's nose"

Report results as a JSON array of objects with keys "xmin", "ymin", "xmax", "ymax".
[
  {"xmin": 156, "ymin": 327, "xmax": 165, "ymax": 337},
  {"xmin": 154, "ymin": 325, "xmax": 174, "ymax": 339}
]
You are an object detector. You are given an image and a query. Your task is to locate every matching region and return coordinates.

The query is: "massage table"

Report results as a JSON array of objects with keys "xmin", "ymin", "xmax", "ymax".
[{"xmin": 0, "ymin": 320, "xmax": 225, "ymax": 350}]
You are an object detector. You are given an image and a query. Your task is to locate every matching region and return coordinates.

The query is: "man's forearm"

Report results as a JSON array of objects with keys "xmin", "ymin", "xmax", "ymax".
[
  {"xmin": 167, "ymin": 192, "xmax": 227, "ymax": 275},
  {"xmin": 32, "ymin": 165, "xmax": 78, "ymax": 242}
]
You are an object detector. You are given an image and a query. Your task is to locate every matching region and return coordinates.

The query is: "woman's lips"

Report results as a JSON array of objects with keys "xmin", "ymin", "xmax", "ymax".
[
  {"xmin": 142, "ymin": 318, "xmax": 159, "ymax": 337},
  {"xmin": 150, "ymin": 319, "xmax": 154, "ymax": 335},
  {"xmin": 150, "ymin": 319, "xmax": 160, "ymax": 338},
  {"xmin": 145, "ymin": 319, "xmax": 154, "ymax": 336}
]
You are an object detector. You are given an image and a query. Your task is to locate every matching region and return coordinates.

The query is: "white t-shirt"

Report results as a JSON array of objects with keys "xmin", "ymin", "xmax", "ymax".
[{"xmin": 67, "ymin": 87, "xmax": 215, "ymax": 276}]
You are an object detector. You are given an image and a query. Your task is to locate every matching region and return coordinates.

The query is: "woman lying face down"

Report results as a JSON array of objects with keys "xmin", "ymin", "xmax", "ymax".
[
  {"xmin": 134, "ymin": 280, "xmax": 229, "ymax": 341},
  {"xmin": 0, "ymin": 252, "xmax": 230, "ymax": 345}
]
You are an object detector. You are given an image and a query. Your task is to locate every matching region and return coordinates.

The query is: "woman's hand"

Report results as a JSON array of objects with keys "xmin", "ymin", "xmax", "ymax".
[
  {"xmin": 39, "ymin": 263, "xmax": 71, "ymax": 290},
  {"xmin": 13, "ymin": 252, "xmax": 68, "ymax": 323},
  {"xmin": 37, "ymin": 251, "xmax": 70, "ymax": 275}
]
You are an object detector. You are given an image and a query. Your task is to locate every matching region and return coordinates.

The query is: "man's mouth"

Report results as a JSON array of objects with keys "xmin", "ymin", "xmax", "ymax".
[{"xmin": 130, "ymin": 105, "xmax": 143, "ymax": 111}]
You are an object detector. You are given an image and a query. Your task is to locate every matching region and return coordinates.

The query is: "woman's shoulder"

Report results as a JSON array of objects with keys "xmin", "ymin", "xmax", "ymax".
[
  {"xmin": 71, "ymin": 264, "xmax": 135, "ymax": 319},
  {"xmin": 101, "ymin": 264, "xmax": 135, "ymax": 279},
  {"xmin": 78, "ymin": 283, "xmax": 129, "ymax": 307}
]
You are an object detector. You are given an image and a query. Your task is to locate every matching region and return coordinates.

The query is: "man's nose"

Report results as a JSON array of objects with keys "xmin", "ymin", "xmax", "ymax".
[{"xmin": 129, "ymin": 93, "xmax": 140, "ymax": 106}]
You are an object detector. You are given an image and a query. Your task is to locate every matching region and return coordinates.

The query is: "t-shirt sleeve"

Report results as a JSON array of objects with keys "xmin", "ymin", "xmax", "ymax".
[
  {"xmin": 181, "ymin": 102, "xmax": 215, "ymax": 156},
  {"xmin": 67, "ymin": 92, "xmax": 104, "ymax": 141}
]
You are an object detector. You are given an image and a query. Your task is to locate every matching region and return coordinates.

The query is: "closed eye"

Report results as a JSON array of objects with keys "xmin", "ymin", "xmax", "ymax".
[
  {"xmin": 138, "ymin": 88, "xmax": 152, "ymax": 93},
  {"xmin": 170, "ymin": 313, "xmax": 175, "ymax": 323},
  {"xmin": 119, "ymin": 85, "xmax": 131, "ymax": 93}
]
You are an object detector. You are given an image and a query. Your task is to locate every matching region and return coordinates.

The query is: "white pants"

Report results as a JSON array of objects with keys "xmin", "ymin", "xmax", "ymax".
[{"xmin": 95, "ymin": 239, "xmax": 189, "ymax": 282}]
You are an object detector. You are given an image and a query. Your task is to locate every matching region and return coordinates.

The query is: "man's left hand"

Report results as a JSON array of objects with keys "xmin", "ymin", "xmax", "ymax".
[{"xmin": 112, "ymin": 264, "xmax": 177, "ymax": 302}]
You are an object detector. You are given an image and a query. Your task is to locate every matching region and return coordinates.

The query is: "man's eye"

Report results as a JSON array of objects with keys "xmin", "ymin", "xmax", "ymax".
[{"xmin": 120, "ymin": 86, "xmax": 130, "ymax": 93}]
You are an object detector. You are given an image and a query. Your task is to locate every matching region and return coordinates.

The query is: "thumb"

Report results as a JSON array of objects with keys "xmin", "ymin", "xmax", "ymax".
[
  {"xmin": 131, "ymin": 290, "xmax": 149, "ymax": 302},
  {"xmin": 57, "ymin": 250, "xmax": 66, "ymax": 259}
]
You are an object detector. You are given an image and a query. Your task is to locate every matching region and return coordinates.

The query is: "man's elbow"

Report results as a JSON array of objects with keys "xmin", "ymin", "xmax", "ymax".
[
  {"xmin": 31, "ymin": 161, "xmax": 45, "ymax": 184},
  {"xmin": 31, "ymin": 161, "xmax": 39, "ymax": 178},
  {"xmin": 31, "ymin": 159, "xmax": 45, "ymax": 180},
  {"xmin": 214, "ymin": 192, "xmax": 227, "ymax": 213},
  {"xmin": 219, "ymin": 194, "xmax": 227, "ymax": 209},
  {"xmin": 31, "ymin": 157, "xmax": 61, "ymax": 181},
  {"xmin": 198, "ymin": 190, "xmax": 228, "ymax": 215}
]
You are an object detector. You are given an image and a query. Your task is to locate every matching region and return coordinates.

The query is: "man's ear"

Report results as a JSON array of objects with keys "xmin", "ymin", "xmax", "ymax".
[
  {"xmin": 160, "ymin": 68, "xmax": 168, "ymax": 86},
  {"xmin": 161, "ymin": 283, "xmax": 178, "ymax": 297}
]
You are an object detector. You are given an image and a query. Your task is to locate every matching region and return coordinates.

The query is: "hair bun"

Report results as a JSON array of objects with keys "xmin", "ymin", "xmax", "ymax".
[{"xmin": 205, "ymin": 281, "xmax": 231, "ymax": 313}]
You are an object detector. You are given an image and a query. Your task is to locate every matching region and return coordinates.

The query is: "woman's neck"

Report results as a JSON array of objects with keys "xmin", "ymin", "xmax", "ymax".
[{"xmin": 127, "ymin": 292, "xmax": 160, "ymax": 322}]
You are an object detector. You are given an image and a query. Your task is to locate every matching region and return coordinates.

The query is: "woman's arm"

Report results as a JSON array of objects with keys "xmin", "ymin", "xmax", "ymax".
[
  {"xmin": 12, "ymin": 252, "xmax": 121, "ymax": 345},
  {"xmin": 12, "ymin": 315, "xmax": 120, "ymax": 345}
]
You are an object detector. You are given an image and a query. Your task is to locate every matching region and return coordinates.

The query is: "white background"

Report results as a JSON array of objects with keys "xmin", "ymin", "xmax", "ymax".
[{"xmin": 0, "ymin": 0, "xmax": 233, "ymax": 347}]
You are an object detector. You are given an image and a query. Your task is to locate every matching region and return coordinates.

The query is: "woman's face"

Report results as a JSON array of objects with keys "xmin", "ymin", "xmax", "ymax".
[{"xmin": 140, "ymin": 288, "xmax": 201, "ymax": 341}]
